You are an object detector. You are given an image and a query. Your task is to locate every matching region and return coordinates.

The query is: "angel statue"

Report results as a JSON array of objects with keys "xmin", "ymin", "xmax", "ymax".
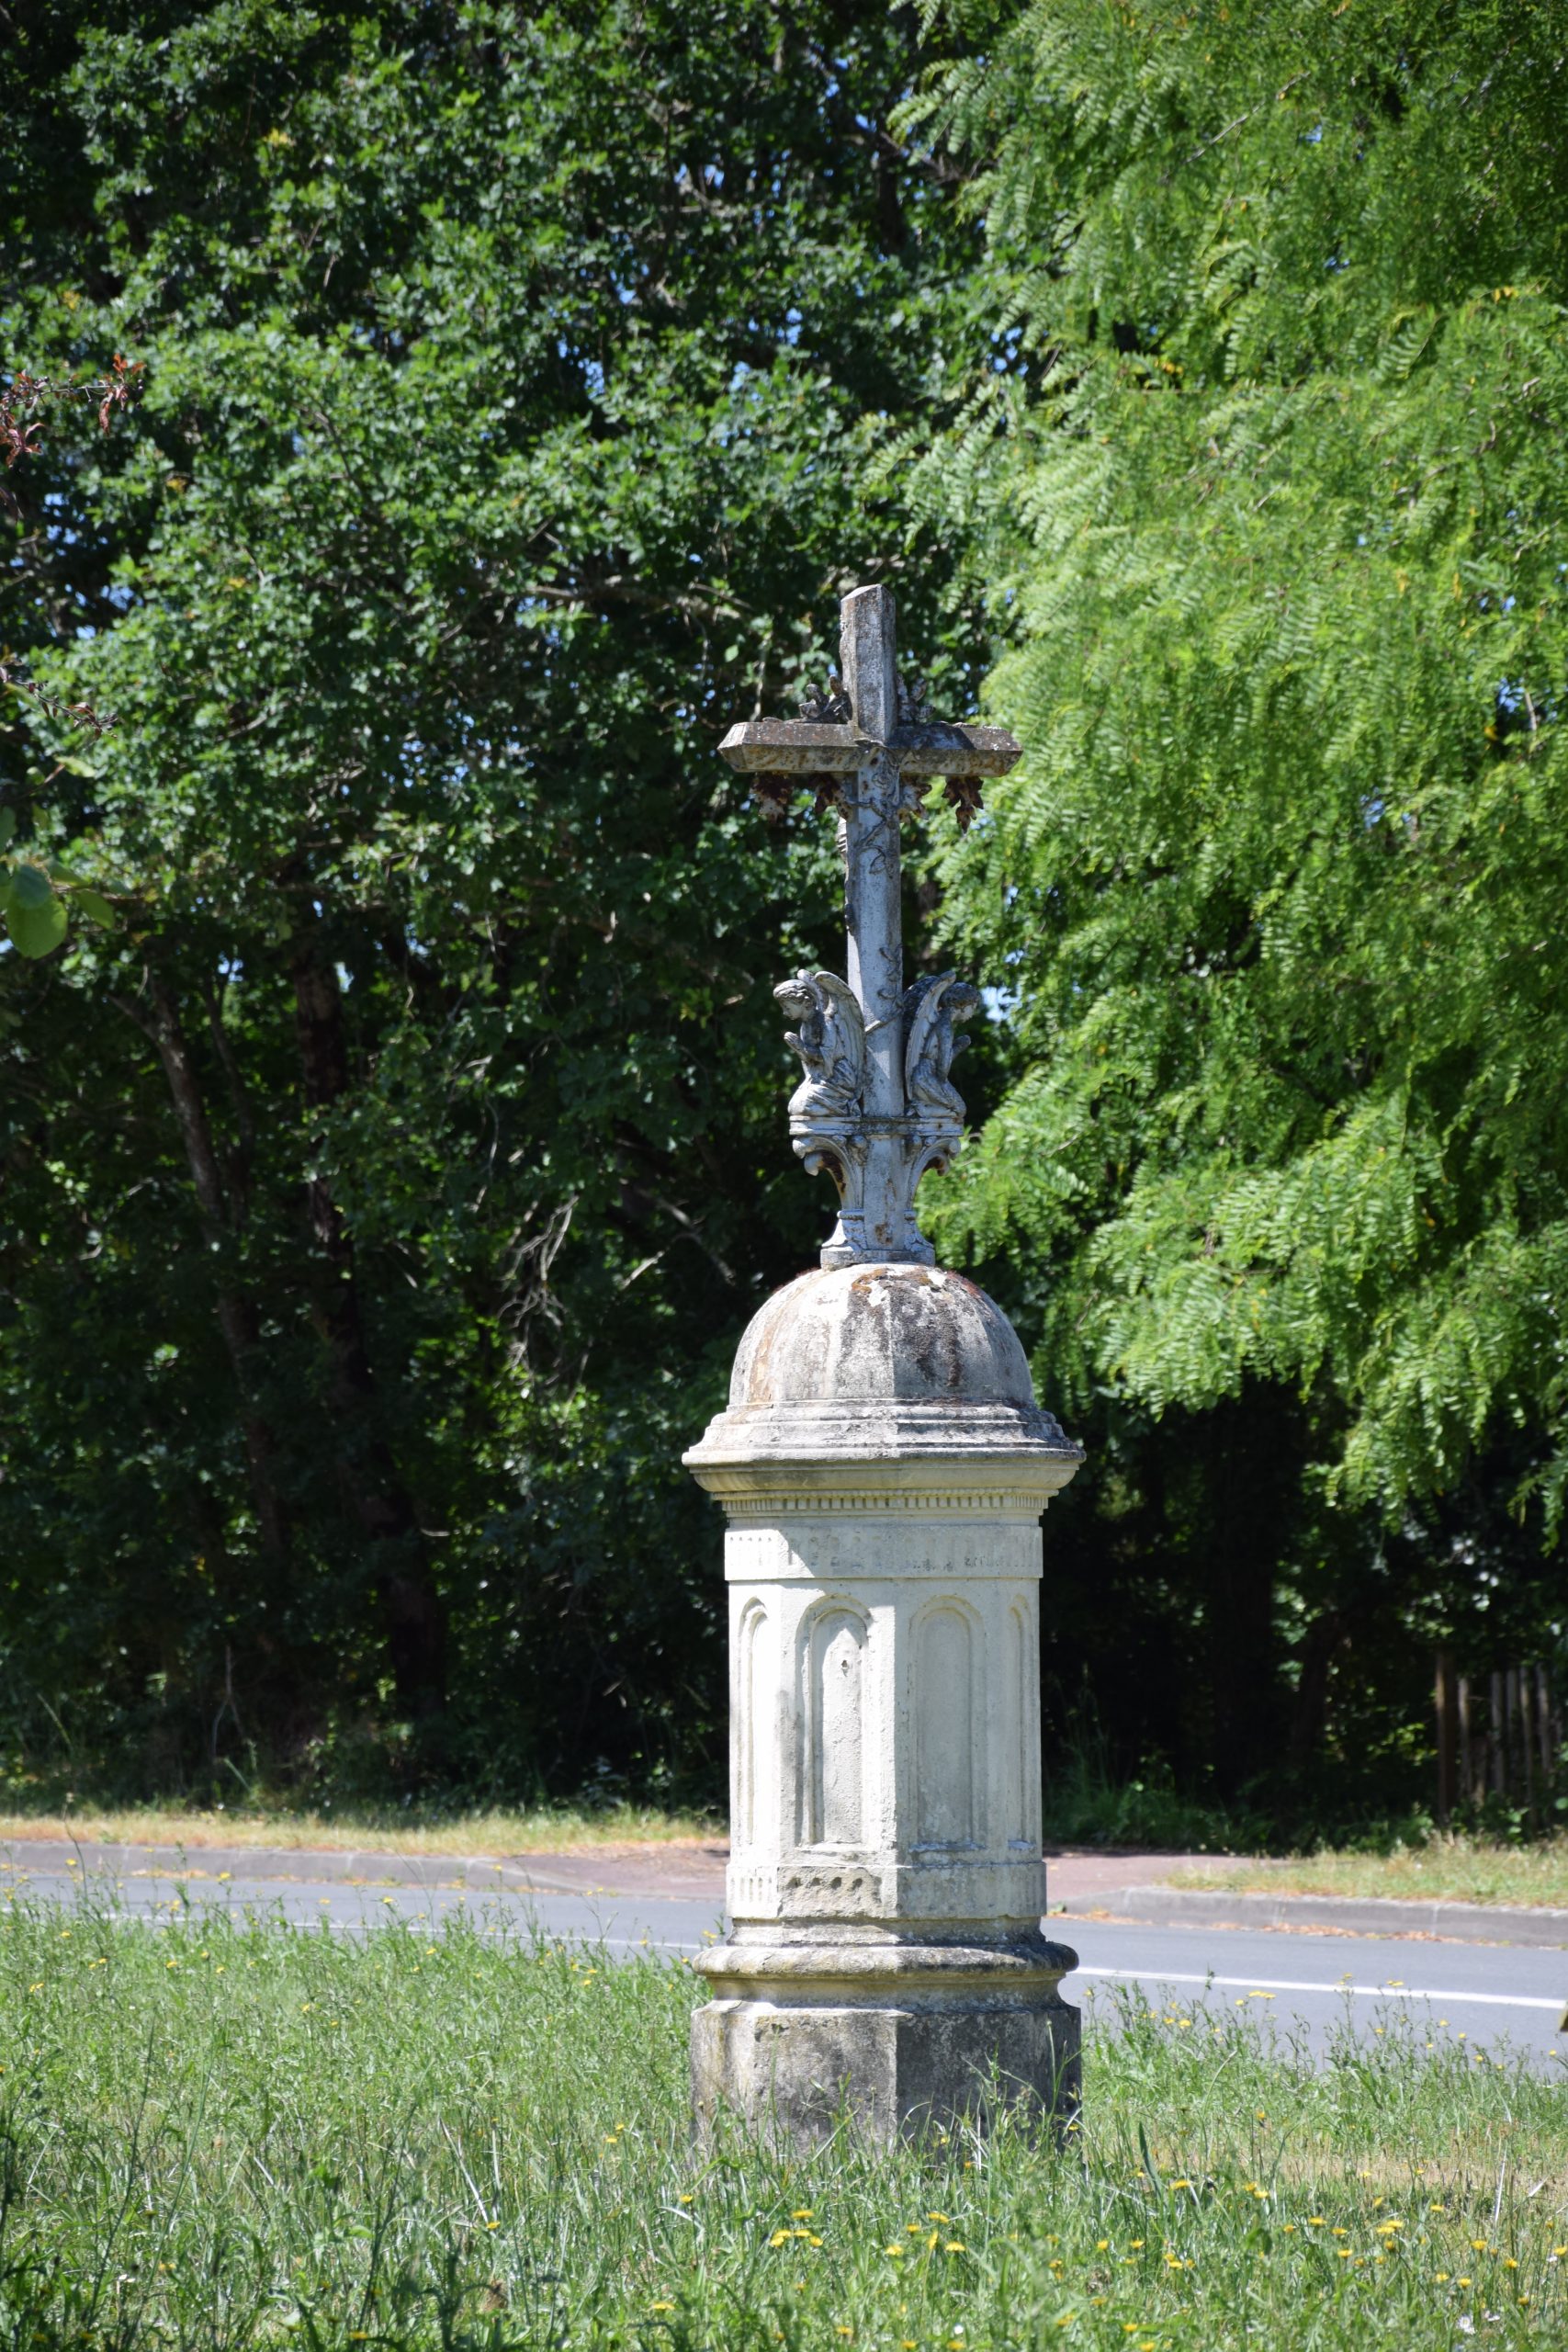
[
  {"xmin": 773, "ymin": 970, "xmax": 865, "ymax": 1124},
  {"xmin": 902, "ymin": 972, "xmax": 981, "ymax": 1124}
]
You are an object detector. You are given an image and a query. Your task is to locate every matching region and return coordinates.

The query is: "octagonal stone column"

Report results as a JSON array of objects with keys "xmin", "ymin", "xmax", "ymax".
[{"xmin": 684, "ymin": 1262, "xmax": 1083, "ymax": 2145}]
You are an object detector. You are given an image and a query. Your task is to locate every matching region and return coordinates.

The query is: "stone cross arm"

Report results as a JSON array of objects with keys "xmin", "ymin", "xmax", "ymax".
[{"xmin": 718, "ymin": 717, "xmax": 1021, "ymax": 781}]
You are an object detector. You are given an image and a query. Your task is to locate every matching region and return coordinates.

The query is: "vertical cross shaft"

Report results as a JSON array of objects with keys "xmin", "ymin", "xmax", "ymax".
[{"xmin": 838, "ymin": 586, "xmax": 904, "ymax": 1125}]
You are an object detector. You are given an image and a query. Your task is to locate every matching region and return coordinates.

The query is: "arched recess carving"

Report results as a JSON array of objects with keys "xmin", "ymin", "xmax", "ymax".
[
  {"xmin": 736, "ymin": 1600, "xmax": 771, "ymax": 1849},
  {"xmin": 799, "ymin": 1601, "xmax": 868, "ymax": 1848},
  {"xmin": 1007, "ymin": 1597, "xmax": 1039, "ymax": 1849},
  {"xmin": 913, "ymin": 1600, "xmax": 982, "ymax": 1849}
]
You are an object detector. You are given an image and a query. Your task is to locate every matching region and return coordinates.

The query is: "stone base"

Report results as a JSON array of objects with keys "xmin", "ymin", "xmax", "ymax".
[{"xmin": 690, "ymin": 1938, "xmax": 1080, "ymax": 2147}]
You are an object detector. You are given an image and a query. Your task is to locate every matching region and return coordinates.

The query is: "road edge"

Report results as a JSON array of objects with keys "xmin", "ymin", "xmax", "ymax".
[{"xmin": 1061, "ymin": 1881, "xmax": 1568, "ymax": 1950}]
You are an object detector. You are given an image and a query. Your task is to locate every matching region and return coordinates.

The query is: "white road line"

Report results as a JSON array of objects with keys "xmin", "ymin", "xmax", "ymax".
[{"xmin": 1075, "ymin": 1966, "xmax": 1562, "ymax": 2013}]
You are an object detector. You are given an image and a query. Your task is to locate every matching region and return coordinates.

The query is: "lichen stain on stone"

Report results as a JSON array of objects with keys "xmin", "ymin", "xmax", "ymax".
[{"xmin": 727, "ymin": 1261, "xmax": 1044, "ymax": 1411}]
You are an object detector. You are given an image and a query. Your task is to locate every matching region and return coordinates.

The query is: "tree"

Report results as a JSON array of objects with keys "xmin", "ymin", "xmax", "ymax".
[
  {"xmin": 906, "ymin": 0, "xmax": 1568, "ymax": 1805},
  {"xmin": 0, "ymin": 0, "xmax": 991, "ymax": 1794}
]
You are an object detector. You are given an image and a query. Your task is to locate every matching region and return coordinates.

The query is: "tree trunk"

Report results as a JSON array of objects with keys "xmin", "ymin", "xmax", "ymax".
[
  {"xmin": 289, "ymin": 926, "xmax": 447, "ymax": 1732},
  {"xmin": 1286, "ymin": 1608, "xmax": 1348, "ymax": 1778},
  {"xmin": 116, "ymin": 975, "xmax": 292, "ymax": 1575}
]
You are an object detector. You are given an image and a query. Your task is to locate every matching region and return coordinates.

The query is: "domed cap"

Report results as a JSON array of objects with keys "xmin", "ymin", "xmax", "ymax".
[{"xmin": 685, "ymin": 1262, "xmax": 1082, "ymax": 1472}]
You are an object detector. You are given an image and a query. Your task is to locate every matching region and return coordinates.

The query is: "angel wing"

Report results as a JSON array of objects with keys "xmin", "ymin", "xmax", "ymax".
[
  {"xmin": 774, "ymin": 969, "xmax": 865, "ymax": 1119},
  {"xmin": 903, "ymin": 971, "xmax": 978, "ymax": 1120}
]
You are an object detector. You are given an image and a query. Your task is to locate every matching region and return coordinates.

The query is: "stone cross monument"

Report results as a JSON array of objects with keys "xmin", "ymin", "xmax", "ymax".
[{"xmin": 685, "ymin": 583, "xmax": 1084, "ymax": 2144}]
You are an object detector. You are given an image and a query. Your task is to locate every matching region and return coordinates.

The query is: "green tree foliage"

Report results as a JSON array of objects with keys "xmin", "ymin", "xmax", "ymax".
[
  {"xmin": 905, "ymin": 0, "xmax": 1568, "ymax": 1800},
  {"xmin": 0, "ymin": 0, "xmax": 990, "ymax": 1795}
]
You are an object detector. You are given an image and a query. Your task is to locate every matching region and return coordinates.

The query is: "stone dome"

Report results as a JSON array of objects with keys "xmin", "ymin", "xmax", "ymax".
[{"xmin": 685, "ymin": 1261, "xmax": 1081, "ymax": 1469}]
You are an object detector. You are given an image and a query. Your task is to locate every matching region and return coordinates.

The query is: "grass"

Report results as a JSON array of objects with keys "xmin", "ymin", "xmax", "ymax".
[
  {"xmin": 1169, "ymin": 1832, "xmax": 1568, "ymax": 1911},
  {"xmin": 0, "ymin": 1894, "xmax": 1563, "ymax": 2348},
  {"xmin": 0, "ymin": 1801, "xmax": 720, "ymax": 1858}
]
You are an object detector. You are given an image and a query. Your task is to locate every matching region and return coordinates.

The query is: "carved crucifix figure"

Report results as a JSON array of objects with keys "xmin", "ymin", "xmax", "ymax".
[{"xmin": 720, "ymin": 584, "xmax": 1021, "ymax": 1265}]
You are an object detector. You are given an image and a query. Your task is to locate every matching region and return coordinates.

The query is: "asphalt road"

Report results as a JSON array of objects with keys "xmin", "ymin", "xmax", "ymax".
[{"xmin": 6, "ymin": 1859, "xmax": 1563, "ymax": 2069}]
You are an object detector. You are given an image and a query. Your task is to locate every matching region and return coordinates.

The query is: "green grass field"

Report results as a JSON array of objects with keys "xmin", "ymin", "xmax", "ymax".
[
  {"xmin": 1, "ymin": 1895, "xmax": 1562, "ymax": 2348},
  {"xmin": 1170, "ymin": 1833, "xmax": 1568, "ymax": 1911},
  {"xmin": 0, "ymin": 1801, "xmax": 722, "ymax": 1859}
]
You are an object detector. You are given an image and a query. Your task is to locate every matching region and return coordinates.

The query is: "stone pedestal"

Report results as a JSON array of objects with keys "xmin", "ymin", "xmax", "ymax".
[{"xmin": 684, "ymin": 1261, "xmax": 1083, "ymax": 2145}]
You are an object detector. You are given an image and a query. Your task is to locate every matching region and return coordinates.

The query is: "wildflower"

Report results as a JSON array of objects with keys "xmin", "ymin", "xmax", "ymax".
[
  {"xmin": 1096, "ymin": 2238, "xmax": 1109, "ymax": 2250},
  {"xmin": 794, "ymin": 2209, "xmax": 814, "ymax": 2221},
  {"xmin": 649, "ymin": 2301, "xmax": 673, "ymax": 2314},
  {"xmin": 928, "ymin": 2212, "xmax": 949, "ymax": 2223},
  {"xmin": 943, "ymin": 2241, "xmax": 965, "ymax": 2255},
  {"xmin": 1307, "ymin": 2218, "xmax": 1325, "ymax": 2228}
]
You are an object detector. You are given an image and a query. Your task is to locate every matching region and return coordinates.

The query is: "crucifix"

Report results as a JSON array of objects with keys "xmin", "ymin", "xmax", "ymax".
[{"xmin": 719, "ymin": 583, "xmax": 1021, "ymax": 1265}]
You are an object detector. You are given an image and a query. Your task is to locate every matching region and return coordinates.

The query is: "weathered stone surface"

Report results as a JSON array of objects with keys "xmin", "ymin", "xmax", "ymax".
[
  {"xmin": 690, "ymin": 583, "xmax": 1084, "ymax": 2148},
  {"xmin": 717, "ymin": 718, "xmax": 1023, "ymax": 776},
  {"xmin": 685, "ymin": 1260, "xmax": 1083, "ymax": 2147},
  {"xmin": 692, "ymin": 1943, "xmax": 1080, "ymax": 2145}
]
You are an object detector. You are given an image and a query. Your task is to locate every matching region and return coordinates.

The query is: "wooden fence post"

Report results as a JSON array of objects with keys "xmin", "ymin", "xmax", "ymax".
[
  {"xmin": 1458, "ymin": 1673, "xmax": 1472, "ymax": 1809},
  {"xmin": 1434, "ymin": 1648, "xmax": 1457, "ymax": 1826}
]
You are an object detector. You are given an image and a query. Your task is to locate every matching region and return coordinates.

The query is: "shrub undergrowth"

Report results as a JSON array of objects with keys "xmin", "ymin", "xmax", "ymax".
[{"xmin": 0, "ymin": 1897, "xmax": 1562, "ymax": 2347}]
